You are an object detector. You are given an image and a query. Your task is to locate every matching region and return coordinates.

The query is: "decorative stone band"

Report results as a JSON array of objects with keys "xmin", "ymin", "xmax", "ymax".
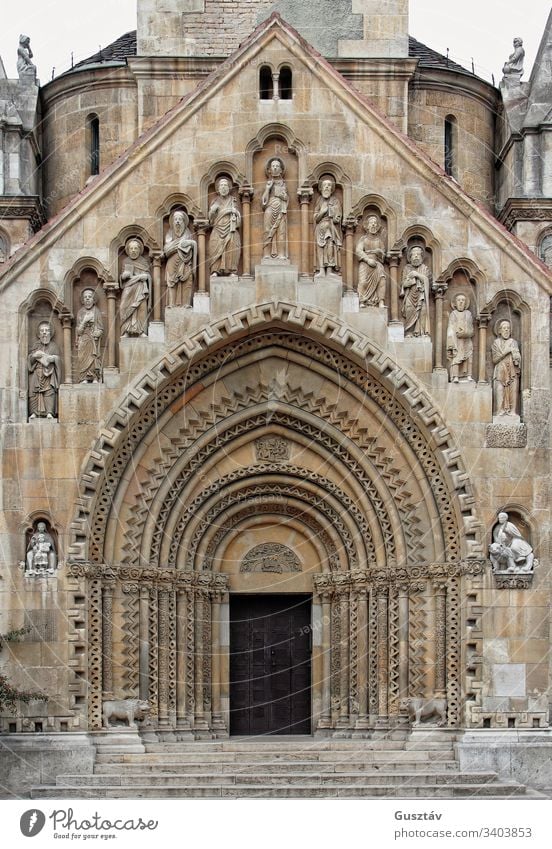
[
  {"xmin": 66, "ymin": 562, "xmax": 229, "ymax": 593},
  {"xmin": 313, "ymin": 561, "xmax": 485, "ymax": 594}
]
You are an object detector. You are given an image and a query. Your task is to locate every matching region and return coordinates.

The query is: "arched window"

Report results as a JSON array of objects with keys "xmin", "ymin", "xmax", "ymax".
[
  {"xmin": 259, "ymin": 65, "xmax": 273, "ymax": 100},
  {"xmin": 279, "ymin": 66, "xmax": 293, "ymax": 100},
  {"xmin": 86, "ymin": 114, "xmax": 100, "ymax": 176},
  {"xmin": 444, "ymin": 115, "xmax": 457, "ymax": 178}
]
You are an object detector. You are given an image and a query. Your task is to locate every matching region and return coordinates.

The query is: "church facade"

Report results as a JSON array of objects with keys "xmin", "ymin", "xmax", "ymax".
[{"xmin": 1, "ymin": 1, "xmax": 551, "ymax": 796}]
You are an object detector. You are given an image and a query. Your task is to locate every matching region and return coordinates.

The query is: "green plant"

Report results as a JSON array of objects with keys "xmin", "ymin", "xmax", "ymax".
[{"xmin": 0, "ymin": 628, "xmax": 47, "ymax": 713}]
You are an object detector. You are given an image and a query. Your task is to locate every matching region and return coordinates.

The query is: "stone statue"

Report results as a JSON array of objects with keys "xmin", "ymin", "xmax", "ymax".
[
  {"xmin": 492, "ymin": 319, "xmax": 521, "ymax": 417},
  {"xmin": 400, "ymin": 245, "xmax": 432, "ymax": 337},
  {"xmin": 356, "ymin": 214, "xmax": 387, "ymax": 308},
  {"xmin": 446, "ymin": 293, "xmax": 474, "ymax": 383},
  {"xmin": 502, "ymin": 37, "xmax": 525, "ymax": 78},
  {"xmin": 17, "ymin": 35, "xmax": 36, "ymax": 81},
  {"xmin": 28, "ymin": 321, "xmax": 61, "ymax": 420},
  {"xmin": 489, "ymin": 512, "xmax": 534, "ymax": 573},
  {"xmin": 208, "ymin": 177, "xmax": 241, "ymax": 276},
  {"xmin": 164, "ymin": 210, "xmax": 197, "ymax": 307},
  {"xmin": 76, "ymin": 288, "xmax": 103, "ymax": 383},
  {"xmin": 25, "ymin": 521, "xmax": 57, "ymax": 576},
  {"xmin": 103, "ymin": 698, "xmax": 150, "ymax": 728},
  {"xmin": 120, "ymin": 238, "xmax": 151, "ymax": 336},
  {"xmin": 313, "ymin": 175, "xmax": 342, "ymax": 277},
  {"xmin": 262, "ymin": 157, "xmax": 288, "ymax": 261},
  {"xmin": 0, "ymin": 236, "xmax": 6, "ymax": 263}
]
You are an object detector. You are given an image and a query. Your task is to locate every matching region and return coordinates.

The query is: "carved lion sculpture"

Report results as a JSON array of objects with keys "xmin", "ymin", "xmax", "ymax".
[
  {"xmin": 102, "ymin": 698, "xmax": 150, "ymax": 728},
  {"xmin": 403, "ymin": 697, "xmax": 447, "ymax": 727}
]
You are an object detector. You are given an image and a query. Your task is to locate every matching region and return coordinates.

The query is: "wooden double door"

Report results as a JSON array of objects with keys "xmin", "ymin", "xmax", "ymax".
[{"xmin": 229, "ymin": 594, "xmax": 311, "ymax": 735}]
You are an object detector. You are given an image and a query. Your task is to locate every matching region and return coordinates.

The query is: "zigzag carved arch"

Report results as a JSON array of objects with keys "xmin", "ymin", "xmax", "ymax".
[{"xmin": 68, "ymin": 302, "xmax": 483, "ymax": 564}]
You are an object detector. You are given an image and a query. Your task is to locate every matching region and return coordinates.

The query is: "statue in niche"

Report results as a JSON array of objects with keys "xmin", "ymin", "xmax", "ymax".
[
  {"xmin": 164, "ymin": 210, "xmax": 197, "ymax": 307},
  {"xmin": 25, "ymin": 520, "xmax": 57, "ymax": 577},
  {"xmin": 17, "ymin": 34, "xmax": 36, "ymax": 80},
  {"xmin": 502, "ymin": 37, "xmax": 524, "ymax": 78},
  {"xmin": 262, "ymin": 157, "xmax": 288, "ymax": 261},
  {"xmin": 492, "ymin": 319, "xmax": 521, "ymax": 417},
  {"xmin": 446, "ymin": 293, "xmax": 474, "ymax": 383},
  {"xmin": 28, "ymin": 321, "xmax": 61, "ymax": 420},
  {"xmin": 120, "ymin": 238, "xmax": 151, "ymax": 336},
  {"xmin": 208, "ymin": 177, "xmax": 241, "ymax": 276},
  {"xmin": 76, "ymin": 288, "xmax": 103, "ymax": 383},
  {"xmin": 356, "ymin": 214, "xmax": 387, "ymax": 308},
  {"xmin": 0, "ymin": 236, "xmax": 6, "ymax": 263},
  {"xmin": 313, "ymin": 175, "xmax": 342, "ymax": 277},
  {"xmin": 400, "ymin": 245, "xmax": 432, "ymax": 337},
  {"xmin": 489, "ymin": 512, "xmax": 534, "ymax": 574}
]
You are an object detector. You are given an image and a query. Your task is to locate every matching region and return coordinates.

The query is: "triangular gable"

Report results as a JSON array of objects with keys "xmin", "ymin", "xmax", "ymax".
[
  {"xmin": 1, "ymin": 12, "xmax": 551, "ymax": 291},
  {"xmin": 524, "ymin": 8, "xmax": 552, "ymax": 128}
]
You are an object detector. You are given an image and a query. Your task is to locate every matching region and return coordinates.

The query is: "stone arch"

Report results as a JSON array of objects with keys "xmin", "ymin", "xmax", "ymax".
[
  {"xmin": 304, "ymin": 161, "xmax": 353, "ymax": 217},
  {"xmin": 63, "ymin": 256, "xmax": 113, "ymax": 313},
  {"xmin": 394, "ymin": 223, "xmax": 442, "ymax": 274},
  {"xmin": 351, "ymin": 193, "xmax": 398, "ymax": 247},
  {"xmin": 109, "ymin": 227, "xmax": 160, "ymax": 279},
  {"xmin": 199, "ymin": 161, "xmax": 247, "ymax": 213},
  {"xmin": 245, "ymin": 123, "xmax": 308, "ymax": 184},
  {"xmin": 437, "ymin": 257, "xmax": 487, "ymax": 308}
]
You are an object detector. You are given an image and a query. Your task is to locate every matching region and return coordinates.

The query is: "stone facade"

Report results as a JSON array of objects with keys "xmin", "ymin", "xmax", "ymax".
[{"xmin": 1, "ymin": 1, "xmax": 552, "ymax": 797}]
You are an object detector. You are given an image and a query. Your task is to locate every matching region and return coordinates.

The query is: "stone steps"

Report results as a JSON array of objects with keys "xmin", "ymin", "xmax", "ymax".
[
  {"xmin": 95, "ymin": 749, "xmax": 455, "ymax": 764},
  {"xmin": 94, "ymin": 759, "xmax": 458, "ymax": 774}
]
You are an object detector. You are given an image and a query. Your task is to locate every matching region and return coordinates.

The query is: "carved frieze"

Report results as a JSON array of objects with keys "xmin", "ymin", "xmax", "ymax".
[
  {"xmin": 240, "ymin": 543, "xmax": 301, "ymax": 573},
  {"xmin": 254, "ymin": 435, "xmax": 290, "ymax": 462}
]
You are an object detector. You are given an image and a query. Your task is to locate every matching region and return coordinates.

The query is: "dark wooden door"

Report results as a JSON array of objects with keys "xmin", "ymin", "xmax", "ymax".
[{"xmin": 229, "ymin": 595, "xmax": 311, "ymax": 735}]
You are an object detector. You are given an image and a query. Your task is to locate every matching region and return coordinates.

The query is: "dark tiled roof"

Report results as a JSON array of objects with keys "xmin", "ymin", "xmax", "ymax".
[{"xmin": 69, "ymin": 29, "xmax": 470, "ymax": 75}]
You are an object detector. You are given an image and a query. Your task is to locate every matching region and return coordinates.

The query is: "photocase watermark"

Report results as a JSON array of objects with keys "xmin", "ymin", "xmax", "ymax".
[
  {"xmin": 20, "ymin": 809, "xmax": 46, "ymax": 837},
  {"xmin": 19, "ymin": 807, "xmax": 158, "ymax": 840}
]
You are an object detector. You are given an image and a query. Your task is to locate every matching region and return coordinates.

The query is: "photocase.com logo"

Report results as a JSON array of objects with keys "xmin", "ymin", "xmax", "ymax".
[{"xmin": 20, "ymin": 810, "xmax": 46, "ymax": 837}]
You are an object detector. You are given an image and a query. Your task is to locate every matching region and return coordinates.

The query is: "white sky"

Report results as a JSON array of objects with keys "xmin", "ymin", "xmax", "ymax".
[{"xmin": 0, "ymin": 1, "xmax": 550, "ymax": 84}]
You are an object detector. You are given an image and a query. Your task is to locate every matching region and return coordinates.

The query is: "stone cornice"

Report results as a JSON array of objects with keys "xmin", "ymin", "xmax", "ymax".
[{"xmin": 497, "ymin": 197, "xmax": 552, "ymax": 230}]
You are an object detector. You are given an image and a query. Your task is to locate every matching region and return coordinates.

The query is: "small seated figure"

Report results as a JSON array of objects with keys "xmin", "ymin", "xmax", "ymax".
[
  {"xmin": 489, "ymin": 512, "xmax": 535, "ymax": 573},
  {"xmin": 25, "ymin": 521, "xmax": 57, "ymax": 577},
  {"xmin": 446, "ymin": 293, "xmax": 474, "ymax": 383},
  {"xmin": 502, "ymin": 37, "xmax": 524, "ymax": 79},
  {"xmin": 17, "ymin": 35, "xmax": 36, "ymax": 81}
]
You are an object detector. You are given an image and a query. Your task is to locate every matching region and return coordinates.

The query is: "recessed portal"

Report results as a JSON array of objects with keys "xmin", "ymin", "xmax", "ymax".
[{"xmin": 229, "ymin": 594, "xmax": 311, "ymax": 736}]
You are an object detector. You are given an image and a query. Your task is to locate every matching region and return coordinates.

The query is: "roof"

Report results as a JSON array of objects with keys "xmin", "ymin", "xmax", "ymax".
[{"xmin": 69, "ymin": 29, "xmax": 471, "ymax": 75}]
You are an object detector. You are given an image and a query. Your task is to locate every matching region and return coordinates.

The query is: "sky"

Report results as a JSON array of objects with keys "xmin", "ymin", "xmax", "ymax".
[{"xmin": 0, "ymin": 1, "xmax": 550, "ymax": 85}]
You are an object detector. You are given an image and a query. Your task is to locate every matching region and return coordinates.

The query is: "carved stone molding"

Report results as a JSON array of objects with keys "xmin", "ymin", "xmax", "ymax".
[
  {"xmin": 493, "ymin": 573, "xmax": 534, "ymax": 589},
  {"xmin": 485, "ymin": 423, "xmax": 527, "ymax": 448},
  {"xmin": 69, "ymin": 562, "xmax": 229, "ymax": 593},
  {"xmin": 255, "ymin": 435, "xmax": 290, "ymax": 462}
]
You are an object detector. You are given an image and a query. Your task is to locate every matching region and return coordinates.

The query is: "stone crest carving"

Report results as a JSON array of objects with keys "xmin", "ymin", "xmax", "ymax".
[
  {"xmin": 28, "ymin": 321, "xmax": 61, "ymax": 420},
  {"xmin": 356, "ymin": 214, "xmax": 386, "ymax": 308},
  {"xmin": 314, "ymin": 175, "xmax": 342, "ymax": 278},
  {"xmin": 208, "ymin": 176, "xmax": 241, "ymax": 276},
  {"xmin": 76, "ymin": 288, "xmax": 103, "ymax": 383},
  {"xmin": 492, "ymin": 319, "xmax": 521, "ymax": 420},
  {"xmin": 120, "ymin": 238, "xmax": 151, "ymax": 336},
  {"xmin": 446, "ymin": 293, "xmax": 474, "ymax": 383},
  {"xmin": 22, "ymin": 520, "xmax": 58, "ymax": 577},
  {"xmin": 255, "ymin": 435, "xmax": 290, "ymax": 462},
  {"xmin": 240, "ymin": 543, "xmax": 301, "ymax": 573},
  {"xmin": 489, "ymin": 512, "xmax": 536, "ymax": 578},
  {"xmin": 164, "ymin": 210, "xmax": 197, "ymax": 307},
  {"xmin": 401, "ymin": 245, "xmax": 432, "ymax": 337},
  {"xmin": 262, "ymin": 157, "xmax": 288, "ymax": 261}
]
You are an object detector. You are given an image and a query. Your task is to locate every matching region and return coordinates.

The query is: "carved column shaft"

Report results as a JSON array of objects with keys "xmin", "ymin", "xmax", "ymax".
[
  {"xmin": 176, "ymin": 589, "xmax": 188, "ymax": 728},
  {"xmin": 239, "ymin": 187, "xmax": 253, "ymax": 276},
  {"xmin": 152, "ymin": 254, "xmax": 162, "ymax": 322},
  {"xmin": 211, "ymin": 593, "xmax": 224, "ymax": 730},
  {"xmin": 434, "ymin": 582, "xmax": 447, "ymax": 697},
  {"xmin": 105, "ymin": 288, "xmax": 117, "ymax": 369},
  {"xmin": 433, "ymin": 288, "xmax": 446, "ymax": 370},
  {"xmin": 319, "ymin": 594, "xmax": 332, "ymax": 728},
  {"xmin": 377, "ymin": 588, "xmax": 389, "ymax": 720},
  {"xmin": 62, "ymin": 315, "xmax": 72, "ymax": 384},
  {"xmin": 339, "ymin": 592, "xmax": 350, "ymax": 724},
  {"xmin": 101, "ymin": 581, "xmax": 114, "ymax": 696},
  {"xmin": 356, "ymin": 589, "xmax": 369, "ymax": 727},
  {"xmin": 298, "ymin": 189, "xmax": 312, "ymax": 276},
  {"xmin": 158, "ymin": 589, "xmax": 170, "ymax": 727},
  {"xmin": 148, "ymin": 586, "xmax": 159, "ymax": 723},
  {"xmin": 389, "ymin": 255, "xmax": 400, "ymax": 323},
  {"xmin": 197, "ymin": 224, "xmax": 207, "ymax": 294},
  {"xmin": 398, "ymin": 586, "xmax": 409, "ymax": 700},
  {"xmin": 478, "ymin": 314, "xmax": 490, "ymax": 383},
  {"xmin": 139, "ymin": 586, "xmax": 150, "ymax": 701},
  {"xmin": 344, "ymin": 221, "xmax": 355, "ymax": 291},
  {"xmin": 88, "ymin": 579, "xmax": 103, "ymax": 730}
]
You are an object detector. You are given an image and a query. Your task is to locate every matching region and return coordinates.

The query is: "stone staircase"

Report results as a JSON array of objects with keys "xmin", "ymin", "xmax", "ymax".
[{"xmin": 31, "ymin": 735, "xmax": 537, "ymax": 799}]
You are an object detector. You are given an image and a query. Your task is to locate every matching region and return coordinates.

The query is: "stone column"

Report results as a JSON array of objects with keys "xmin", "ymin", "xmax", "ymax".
[
  {"xmin": 176, "ymin": 588, "xmax": 190, "ymax": 730},
  {"xmin": 432, "ymin": 284, "xmax": 448, "ymax": 371},
  {"xmin": 344, "ymin": 217, "xmax": 356, "ymax": 291},
  {"xmin": 398, "ymin": 584, "xmax": 409, "ymax": 702},
  {"xmin": 158, "ymin": 588, "xmax": 170, "ymax": 728},
  {"xmin": 138, "ymin": 586, "xmax": 150, "ymax": 701},
  {"xmin": 196, "ymin": 220, "xmax": 208, "ymax": 294},
  {"xmin": 105, "ymin": 286, "xmax": 117, "ymax": 369},
  {"xmin": 61, "ymin": 313, "xmax": 73, "ymax": 383},
  {"xmin": 376, "ymin": 586, "xmax": 389, "ymax": 724},
  {"xmin": 272, "ymin": 70, "xmax": 280, "ymax": 100},
  {"xmin": 477, "ymin": 312, "xmax": 490, "ymax": 384},
  {"xmin": 152, "ymin": 253, "xmax": 162, "ymax": 322},
  {"xmin": 388, "ymin": 254, "xmax": 400, "ymax": 323},
  {"xmin": 298, "ymin": 186, "xmax": 313, "ymax": 277},
  {"xmin": 356, "ymin": 588, "xmax": 369, "ymax": 729},
  {"xmin": 101, "ymin": 580, "xmax": 115, "ymax": 697},
  {"xmin": 338, "ymin": 590, "xmax": 350, "ymax": 727},
  {"xmin": 434, "ymin": 582, "xmax": 447, "ymax": 698},
  {"xmin": 211, "ymin": 591, "xmax": 225, "ymax": 732},
  {"xmin": 239, "ymin": 186, "xmax": 254, "ymax": 276},
  {"xmin": 319, "ymin": 591, "xmax": 332, "ymax": 729}
]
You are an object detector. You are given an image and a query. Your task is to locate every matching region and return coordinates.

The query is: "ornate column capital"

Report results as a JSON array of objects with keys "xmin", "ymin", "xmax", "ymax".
[
  {"xmin": 432, "ymin": 279, "xmax": 448, "ymax": 298},
  {"xmin": 478, "ymin": 311, "xmax": 492, "ymax": 327},
  {"xmin": 297, "ymin": 185, "xmax": 313, "ymax": 205},
  {"xmin": 344, "ymin": 214, "xmax": 358, "ymax": 233},
  {"xmin": 238, "ymin": 185, "xmax": 254, "ymax": 202}
]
